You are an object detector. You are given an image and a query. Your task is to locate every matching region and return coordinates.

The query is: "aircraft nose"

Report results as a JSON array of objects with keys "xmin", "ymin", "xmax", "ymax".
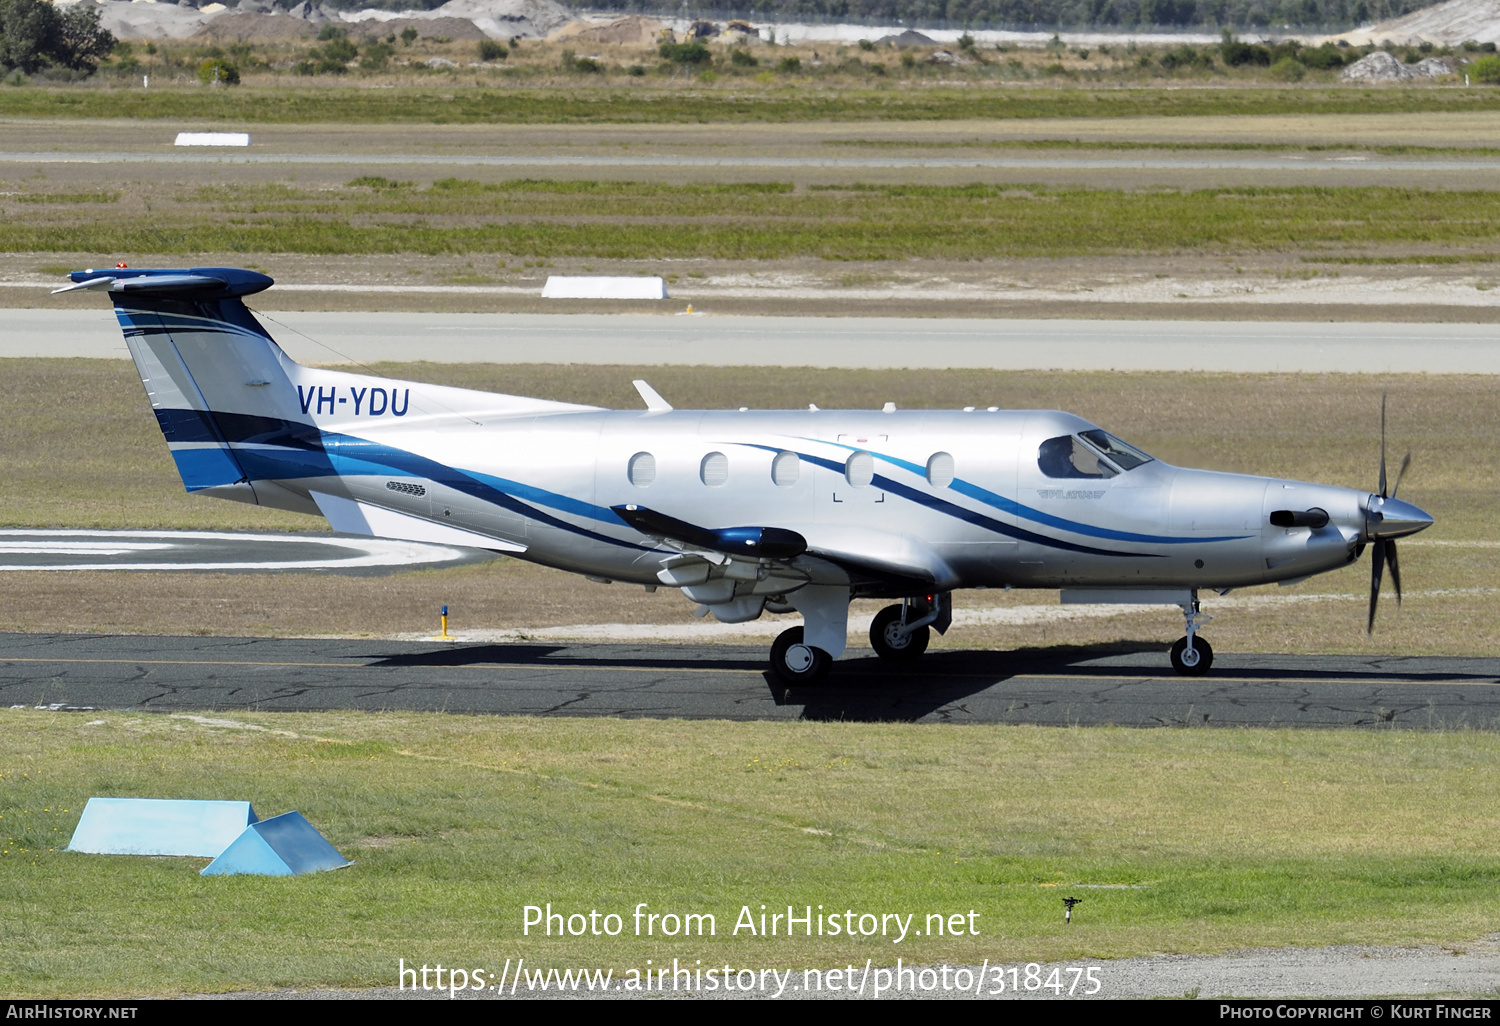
[{"xmin": 1367, "ymin": 495, "xmax": 1434, "ymax": 540}]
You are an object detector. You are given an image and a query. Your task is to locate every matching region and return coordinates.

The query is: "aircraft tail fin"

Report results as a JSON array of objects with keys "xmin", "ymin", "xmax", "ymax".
[{"xmin": 63, "ymin": 267, "xmax": 308, "ymax": 507}]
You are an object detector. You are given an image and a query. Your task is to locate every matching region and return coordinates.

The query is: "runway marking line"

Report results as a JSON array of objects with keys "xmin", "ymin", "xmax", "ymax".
[{"xmin": 0, "ymin": 656, "xmax": 1494, "ymax": 687}]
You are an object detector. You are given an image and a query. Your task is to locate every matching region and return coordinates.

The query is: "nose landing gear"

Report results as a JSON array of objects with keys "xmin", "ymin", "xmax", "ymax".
[{"xmin": 1170, "ymin": 591, "xmax": 1214, "ymax": 676}]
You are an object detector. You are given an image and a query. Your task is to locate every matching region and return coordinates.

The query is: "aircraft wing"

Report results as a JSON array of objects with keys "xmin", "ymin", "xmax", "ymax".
[{"xmin": 612, "ymin": 504, "xmax": 944, "ymax": 593}]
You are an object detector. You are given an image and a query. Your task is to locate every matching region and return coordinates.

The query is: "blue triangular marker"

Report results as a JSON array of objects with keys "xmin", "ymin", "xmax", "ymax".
[{"xmin": 201, "ymin": 811, "xmax": 350, "ymax": 876}]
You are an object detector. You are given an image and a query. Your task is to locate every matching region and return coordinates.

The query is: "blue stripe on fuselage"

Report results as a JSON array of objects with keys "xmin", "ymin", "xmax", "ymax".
[
  {"xmin": 155, "ymin": 409, "xmax": 645, "ymax": 551},
  {"xmin": 777, "ymin": 448, "xmax": 1154, "ymax": 559},
  {"xmin": 802, "ymin": 437, "xmax": 1247, "ymax": 545}
]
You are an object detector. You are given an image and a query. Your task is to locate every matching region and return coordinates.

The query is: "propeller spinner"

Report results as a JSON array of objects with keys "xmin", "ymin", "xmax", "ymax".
[{"xmin": 1366, "ymin": 395, "xmax": 1433, "ymax": 633}]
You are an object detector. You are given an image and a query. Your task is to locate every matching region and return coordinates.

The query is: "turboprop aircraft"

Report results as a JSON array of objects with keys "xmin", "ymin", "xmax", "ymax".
[{"xmin": 59, "ymin": 266, "xmax": 1435, "ymax": 683}]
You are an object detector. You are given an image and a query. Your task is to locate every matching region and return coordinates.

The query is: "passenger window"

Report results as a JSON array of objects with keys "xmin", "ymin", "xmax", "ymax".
[
  {"xmin": 700, "ymin": 451, "xmax": 729, "ymax": 487},
  {"xmin": 627, "ymin": 452, "xmax": 656, "ymax": 487},
  {"xmin": 1038, "ymin": 435, "xmax": 1117, "ymax": 479}
]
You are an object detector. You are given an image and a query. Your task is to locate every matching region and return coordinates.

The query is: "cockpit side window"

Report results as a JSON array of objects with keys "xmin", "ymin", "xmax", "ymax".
[
  {"xmin": 1038, "ymin": 435, "xmax": 1118, "ymax": 479},
  {"xmin": 1078, "ymin": 429, "xmax": 1154, "ymax": 471}
]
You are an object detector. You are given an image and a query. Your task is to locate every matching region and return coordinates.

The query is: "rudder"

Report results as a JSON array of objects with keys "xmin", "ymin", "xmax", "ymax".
[{"xmin": 60, "ymin": 267, "xmax": 310, "ymax": 509}]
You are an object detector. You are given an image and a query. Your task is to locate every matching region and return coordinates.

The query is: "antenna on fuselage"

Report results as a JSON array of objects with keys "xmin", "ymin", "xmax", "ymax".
[{"xmin": 632, "ymin": 380, "xmax": 673, "ymax": 412}]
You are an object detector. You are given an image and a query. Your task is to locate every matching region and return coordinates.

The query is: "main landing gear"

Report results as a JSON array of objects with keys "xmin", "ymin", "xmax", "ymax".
[
  {"xmin": 771, "ymin": 626, "xmax": 831, "ymax": 684},
  {"xmin": 869, "ymin": 600, "xmax": 931, "ymax": 661},
  {"xmin": 1170, "ymin": 591, "xmax": 1214, "ymax": 677}
]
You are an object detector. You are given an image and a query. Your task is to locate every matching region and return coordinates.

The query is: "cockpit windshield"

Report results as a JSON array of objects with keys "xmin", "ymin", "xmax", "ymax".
[
  {"xmin": 1078, "ymin": 429, "xmax": 1154, "ymax": 471},
  {"xmin": 1038, "ymin": 435, "xmax": 1117, "ymax": 479},
  {"xmin": 1038, "ymin": 431, "xmax": 1155, "ymax": 479}
]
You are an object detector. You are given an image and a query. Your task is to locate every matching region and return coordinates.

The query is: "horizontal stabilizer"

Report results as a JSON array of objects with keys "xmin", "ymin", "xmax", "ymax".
[
  {"xmin": 613, "ymin": 504, "xmax": 807, "ymax": 559},
  {"xmin": 54, "ymin": 267, "xmax": 274, "ymax": 299}
]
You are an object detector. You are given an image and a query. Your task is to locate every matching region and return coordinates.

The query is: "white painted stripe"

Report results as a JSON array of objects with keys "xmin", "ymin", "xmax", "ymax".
[{"xmin": 0, "ymin": 529, "xmax": 485, "ymax": 572}]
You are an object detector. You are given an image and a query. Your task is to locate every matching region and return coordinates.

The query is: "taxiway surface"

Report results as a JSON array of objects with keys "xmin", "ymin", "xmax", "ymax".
[
  {"xmin": 8, "ymin": 633, "xmax": 1498, "ymax": 728},
  {"xmin": 9, "ymin": 309, "xmax": 1500, "ymax": 373}
]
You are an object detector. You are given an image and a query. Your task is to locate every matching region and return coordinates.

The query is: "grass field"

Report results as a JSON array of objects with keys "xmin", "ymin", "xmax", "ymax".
[
  {"xmin": 2, "ymin": 709, "xmax": 1499, "ymax": 996},
  {"xmin": 9, "ymin": 179, "xmax": 1500, "ymax": 262},
  {"xmin": 4, "ymin": 85, "xmax": 1500, "ymax": 125}
]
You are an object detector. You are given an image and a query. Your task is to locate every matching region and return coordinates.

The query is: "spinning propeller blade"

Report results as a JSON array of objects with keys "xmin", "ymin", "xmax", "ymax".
[{"xmin": 1366, "ymin": 394, "xmax": 1414, "ymax": 634}]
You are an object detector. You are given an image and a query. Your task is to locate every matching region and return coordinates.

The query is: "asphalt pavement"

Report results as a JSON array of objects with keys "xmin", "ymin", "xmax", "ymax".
[
  {"xmin": 7, "ymin": 633, "xmax": 1499, "ymax": 728},
  {"xmin": 8, "ymin": 309, "xmax": 1500, "ymax": 373}
]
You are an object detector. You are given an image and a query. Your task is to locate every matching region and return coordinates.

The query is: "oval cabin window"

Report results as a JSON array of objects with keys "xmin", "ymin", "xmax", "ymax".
[
  {"xmin": 926, "ymin": 451, "xmax": 955, "ymax": 488},
  {"xmin": 844, "ymin": 451, "xmax": 874, "ymax": 488},
  {"xmin": 771, "ymin": 450, "xmax": 799, "ymax": 487},
  {"xmin": 627, "ymin": 452, "xmax": 656, "ymax": 488},
  {"xmin": 700, "ymin": 451, "xmax": 729, "ymax": 487}
]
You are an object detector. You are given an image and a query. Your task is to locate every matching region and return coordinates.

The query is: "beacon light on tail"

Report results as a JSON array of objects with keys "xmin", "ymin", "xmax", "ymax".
[{"xmin": 61, "ymin": 267, "xmax": 1434, "ymax": 683}]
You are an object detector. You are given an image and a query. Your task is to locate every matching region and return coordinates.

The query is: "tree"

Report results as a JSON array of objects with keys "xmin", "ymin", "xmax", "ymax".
[
  {"xmin": 0, "ymin": 0, "xmax": 57, "ymax": 74},
  {"xmin": 0, "ymin": 0, "xmax": 114, "ymax": 74},
  {"xmin": 51, "ymin": 2, "xmax": 114, "ymax": 71}
]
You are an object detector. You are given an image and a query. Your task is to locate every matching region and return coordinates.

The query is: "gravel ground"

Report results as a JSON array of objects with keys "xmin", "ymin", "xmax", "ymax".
[{"xmin": 190, "ymin": 939, "xmax": 1500, "ymax": 999}]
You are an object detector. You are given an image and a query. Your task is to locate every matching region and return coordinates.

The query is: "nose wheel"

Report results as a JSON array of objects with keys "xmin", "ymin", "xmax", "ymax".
[
  {"xmin": 1169, "ymin": 591, "xmax": 1214, "ymax": 676},
  {"xmin": 1169, "ymin": 636, "xmax": 1214, "ymax": 676},
  {"xmin": 771, "ymin": 626, "xmax": 831, "ymax": 684}
]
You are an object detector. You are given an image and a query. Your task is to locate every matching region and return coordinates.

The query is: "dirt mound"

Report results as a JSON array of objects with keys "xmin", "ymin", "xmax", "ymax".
[
  {"xmin": 59, "ymin": 0, "xmax": 219, "ymax": 40},
  {"xmin": 1340, "ymin": 0, "xmax": 1500, "ymax": 45},
  {"xmin": 876, "ymin": 29, "xmax": 938, "ymax": 47},
  {"xmin": 1341, "ymin": 50, "xmax": 1412, "ymax": 78},
  {"xmin": 428, "ymin": 0, "xmax": 571, "ymax": 39},
  {"xmin": 195, "ymin": 12, "xmax": 319, "ymax": 40},
  {"xmin": 1341, "ymin": 49, "xmax": 1463, "ymax": 79},
  {"xmin": 552, "ymin": 15, "xmax": 667, "ymax": 47}
]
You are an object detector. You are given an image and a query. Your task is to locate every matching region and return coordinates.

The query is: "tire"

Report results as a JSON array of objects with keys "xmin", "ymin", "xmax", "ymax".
[
  {"xmin": 869, "ymin": 604, "xmax": 930, "ymax": 662},
  {"xmin": 1169, "ymin": 636, "xmax": 1214, "ymax": 677},
  {"xmin": 770, "ymin": 626, "xmax": 831, "ymax": 684}
]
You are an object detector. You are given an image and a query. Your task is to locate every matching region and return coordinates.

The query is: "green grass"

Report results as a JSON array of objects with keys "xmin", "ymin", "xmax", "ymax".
[
  {"xmin": 4, "ymin": 85, "xmax": 1500, "ymax": 124},
  {"xmin": 12, "ymin": 180, "xmax": 1500, "ymax": 259},
  {"xmin": 3, "ymin": 709, "xmax": 1499, "ymax": 996}
]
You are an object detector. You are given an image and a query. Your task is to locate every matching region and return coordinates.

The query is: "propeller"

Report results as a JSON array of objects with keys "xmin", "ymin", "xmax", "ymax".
[{"xmin": 1367, "ymin": 393, "xmax": 1412, "ymax": 634}]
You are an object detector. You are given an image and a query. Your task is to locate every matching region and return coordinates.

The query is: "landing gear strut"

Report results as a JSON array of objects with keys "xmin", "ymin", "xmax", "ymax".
[{"xmin": 1169, "ymin": 590, "xmax": 1214, "ymax": 677}]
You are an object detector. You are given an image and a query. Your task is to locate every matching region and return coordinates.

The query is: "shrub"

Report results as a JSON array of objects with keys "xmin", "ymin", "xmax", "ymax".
[
  {"xmin": 1300, "ymin": 45, "xmax": 1345, "ymax": 69},
  {"xmin": 196, "ymin": 57, "xmax": 239, "ymax": 84},
  {"xmin": 1472, "ymin": 55, "xmax": 1500, "ymax": 83},
  {"xmin": 626, "ymin": 63, "xmax": 645, "ymax": 76},
  {"xmin": 1221, "ymin": 32, "xmax": 1271, "ymax": 66},
  {"xmin": 730, "ymin": 48, "xmax": 757, "ymax": 67},
  {"xmin": 320, "ymin": 37, "xmax": 357, "ymax": 63},
  {"xmin": 1160, "ymin": 44, "xmax": 1210, "ymax": 70},
  {"xmin": 400, "ymin": 26, "xmax": 417, "ymax": 46},
  {"xmin": 858, "ymin": 38, "xmax": 874, "ymax": 51},
  {"xmin": 572, "ymin": 56, "xmax": 602, "ymax": 73},
  {"xmin": 358, "ymin": 41, "xmax": 391, "ymax": 71},
  {"xmin": 317, "ymin": 24, "xmax": 346, "ymax": 42},
  {"xmin": 777, "ymin": 55, "xmax": 800, "ymax": 73},
  {"xmin": 958, "ymin": 32, "xmax": 975, "ymax": 51},
  {"xmin": 658, "ymin": 41, "xmax": 710, "ymax": 64},
  {"xmin": 478, "ymin": 39, "xmax": 507, "ymax": 61},
  {"xmin": 900, "ymin": 52, "xmax": 915, "ymax": 68},
  {"xmin": 1269, "ymin": 56, "xmax": 1305, "ymax": 81}
]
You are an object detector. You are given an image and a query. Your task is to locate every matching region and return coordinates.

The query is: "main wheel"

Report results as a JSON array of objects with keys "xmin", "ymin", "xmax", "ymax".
[
  {"xmin": 869, "ymin": 604, "xmax": 930, "ymax": 662},
  {"xmin": 1169, "ymin": 636, "xmax": 1214, "ymax": 677},
  {"xmin": 770, "ymin": 626, "xmax": 831, "ymax": 684}
]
